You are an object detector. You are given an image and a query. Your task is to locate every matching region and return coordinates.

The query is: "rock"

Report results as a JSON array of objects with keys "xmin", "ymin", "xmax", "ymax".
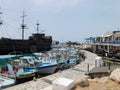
[
  {"xmin": 89, "ymin": 77, "xmax": 109, "ymax": 83},
  {"xmin": 76, "ymin": 77, "xmax": 89, "ymax": 87},
  {"xmin": 89, "ymin": 78, "xmax": 99, "ymax": 83},
  {"xmin": 58, "ymin": 70, "xmax": 62, "ymax": 73},
  {"xmin": 110, "ymin": 68, "xmax": 120, "ymax": 83},
  {"xmin": 99, "ymin": 77, "xmax": 109, "ymax": 83}
]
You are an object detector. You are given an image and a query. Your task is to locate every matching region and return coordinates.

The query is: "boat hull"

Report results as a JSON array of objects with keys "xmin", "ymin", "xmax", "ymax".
[
  {"xmin": 0, "ymin": 75, "xmax": 15, "ymax": 88},
  {"xmin": 8, "ymin": 72, "xmax": 36, "ymax": 79},
  {"xmin": 37, "ymin": 65, "xmax": 58, "ymax": 75}
]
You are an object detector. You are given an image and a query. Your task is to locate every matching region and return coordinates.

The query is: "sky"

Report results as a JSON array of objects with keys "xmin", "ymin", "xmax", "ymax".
[{"xmin": 0, "ymin": 0, "xmax": 120, "ymax": 43}]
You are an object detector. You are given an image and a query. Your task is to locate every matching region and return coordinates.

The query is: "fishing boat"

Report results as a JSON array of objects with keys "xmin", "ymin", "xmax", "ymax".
[
  {"xmin": 0, "ymin": 75, "xmax": 15, "ymax": 88},
  {"xmin": 34, "ymin": 47, "xmax": 83, "ymax": 74},
  {"xmin": 0, "ymin": 55, "xmax": 21, "ymax": 67},
  {"xmin": 37, "ymin": 55, "xmax": 58, "ymax": 75},
  {"xmin": 57, "ymin": 48, "xmax": 81, "ymax": 67},
  {"xmin": 0, "ymin": 11, "xmax": 52, "ymax": 55},
  {"xmin": 1, "ymin": 56, "xmax": 37, "ymax": 80}
]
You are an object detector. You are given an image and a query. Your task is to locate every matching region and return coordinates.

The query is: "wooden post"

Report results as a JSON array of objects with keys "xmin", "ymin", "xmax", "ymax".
[
  {"xmin": 95, "ymin": 60, "xmax": 97, "ymax": 67},
  {"xmin": 87, "ymin": 63, "xmax": 89, "ymax": 73},
  {"xmin": 108, "ymin": 63, "xmax": 111, "ymax": 73},
  {"xmin": 108, "ymin": 63, "xmax": 110, "ymax": 70}
]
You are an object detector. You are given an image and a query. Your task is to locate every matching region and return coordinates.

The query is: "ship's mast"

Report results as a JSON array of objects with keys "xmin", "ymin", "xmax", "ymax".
[
  {"xmin": 21, "ymin": 10, "xmax": 27, "ymax": 40},
  {"xmin": 36, "ymin": 20, "xmax": 39, "ymax": 34},
  {"xmin": 36, "ymin": 20, "xmax": 45, "ymax": 34},
  {"xmin": 0, "ymin": 8, "xmax": 3, "ymax": 25}
]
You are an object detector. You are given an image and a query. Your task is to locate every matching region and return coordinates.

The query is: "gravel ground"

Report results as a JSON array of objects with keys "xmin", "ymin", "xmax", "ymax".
[
  {"xmin": 3, "ymin": 50, "xmax": 98, "ymax": 90},
  {"xmin": 74, "ymin": 79, "xmax": 120, "ymax": 90}
]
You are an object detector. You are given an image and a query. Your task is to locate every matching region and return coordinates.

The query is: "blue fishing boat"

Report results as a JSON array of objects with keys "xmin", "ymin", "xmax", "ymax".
[
  {"xmin": 37, "ymin": 55, "xmax": 58, "ymax": 75},
  {"xmin": 1, "ymin": 56, "xmax": 37, "ymax": 79},
  {"xmin": 57, "ymin": 58, "xmax": 68, "ymax": 70}
]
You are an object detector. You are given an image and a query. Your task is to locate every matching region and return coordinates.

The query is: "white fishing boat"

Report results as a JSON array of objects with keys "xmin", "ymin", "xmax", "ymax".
[{"xmin": 0, "ymin": 75, "xmax": 15, "ymax": 88}]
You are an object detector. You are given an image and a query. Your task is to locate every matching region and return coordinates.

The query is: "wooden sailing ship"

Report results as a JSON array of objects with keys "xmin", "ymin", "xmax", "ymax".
[{"xmin": 0, "ymin": 11, "xmax": 52, "ymax": 55}]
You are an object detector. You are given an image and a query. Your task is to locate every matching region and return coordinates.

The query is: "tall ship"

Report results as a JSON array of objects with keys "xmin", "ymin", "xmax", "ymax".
[{"xmin": 0, "ymin": 11, "xmax": 52, "ymax": 55}]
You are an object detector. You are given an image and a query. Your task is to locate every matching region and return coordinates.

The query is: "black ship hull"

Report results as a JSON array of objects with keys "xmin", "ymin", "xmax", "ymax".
[{"xmin": 0, "ymin": 33, "xmax": 52, "ymax": 55}]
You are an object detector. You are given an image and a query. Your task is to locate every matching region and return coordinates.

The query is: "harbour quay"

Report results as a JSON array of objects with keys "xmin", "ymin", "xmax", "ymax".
[{"xmin": 3, "ymin": 50, "xmax": 97, "ymax": 90}]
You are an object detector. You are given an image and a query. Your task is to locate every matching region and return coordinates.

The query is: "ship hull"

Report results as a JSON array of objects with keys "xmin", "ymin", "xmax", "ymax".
[{"xmin": 0, "ymin": 33, "xmax": 52, "ymax": 55}]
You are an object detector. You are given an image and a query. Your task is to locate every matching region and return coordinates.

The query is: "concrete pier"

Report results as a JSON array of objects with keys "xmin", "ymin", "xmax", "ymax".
[{"xmin": 3, "ymin": 50, "xmax": 98, "ymax": 90}]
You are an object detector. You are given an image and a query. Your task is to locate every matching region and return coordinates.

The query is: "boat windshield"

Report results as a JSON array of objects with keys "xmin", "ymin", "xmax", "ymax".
[{"xmin": 22, "ymin": 59, "xmax": 29, "ymax": 64}]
